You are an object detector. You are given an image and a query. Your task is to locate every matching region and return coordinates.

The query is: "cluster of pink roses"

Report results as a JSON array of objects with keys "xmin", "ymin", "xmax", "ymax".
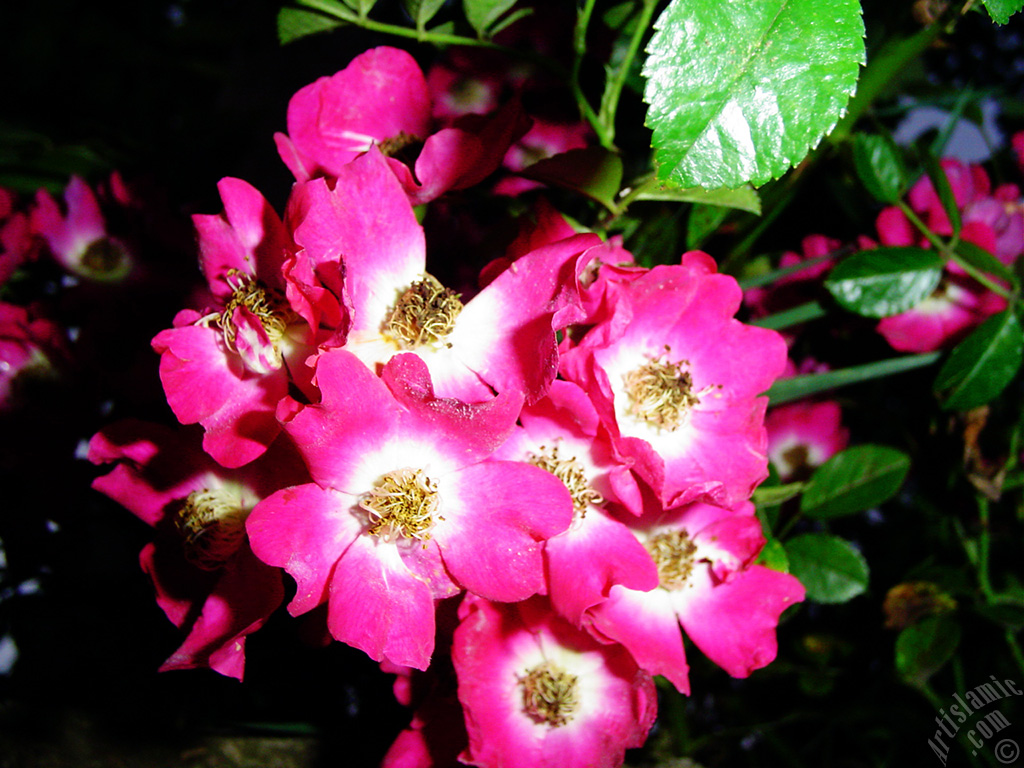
[{"xmin": 89, "ymin": 47, "xmax": 805, "ymax": 767}]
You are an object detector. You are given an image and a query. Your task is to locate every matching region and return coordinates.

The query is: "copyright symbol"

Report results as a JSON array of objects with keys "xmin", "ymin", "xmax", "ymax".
[{"xmin": 995, "ymin": 738, "xmax": 1019, "ymax": 764}]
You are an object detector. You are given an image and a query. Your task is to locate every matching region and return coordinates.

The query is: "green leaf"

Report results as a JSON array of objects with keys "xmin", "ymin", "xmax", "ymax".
[
  {"xmin": 954, "ymin": 240, "xmax": 1019, "ymax": 290},
  {"xmin": 488, "ymin": 6, "xmax": 532, "ymax": 36},
  {"xmin": 824, "ymin": 247, "xmax": 944, "ymax": 318},
  {"xmin": 976, "ymin": 601, "xmax": 1024, "ymax": 631},
  {"xmin": 277, "ymin": 7, "xmax": 347, "ymax": 45},
  {"xmin": 757, "ymin": 538, "xmax": 790, "ymax": 573},
  {"xmin": 853, "ymin": 134, "xmax": 906, "ymax": 203},
  {"xmin": 922, "ymin": 152, "xmax": 962, "ymax": 237},
  {"xmin": 753, "ymin": 482, "xmax": 805, "ymax": 508},
  {"xmin": 402, "ymin": 0, "xmax": 447, "ymax": 29},
  {"xmin": 686, "ymin": 204, "xmax": 731, "ymax": 249},
  {"xmin": 982, "ymin": 0, "xmax": 1024, "ymax": 24},
  {"xmin": 462, "ymin": 0, "xmax": 517, "ymax": 35},
  {"xmin": 785, "ymin": 533, "xmax": 869, "ymax": 604},
  {"xmin": 636, "ymin": 183, "xmax": 761, "ymax": 214},
  {"xmin": 767, "ymin": 352, "xmax": 941, "ymax": 405},
  {"xmin": 642, "ymin": 0, "xmax": 864, "ymax": 189},
  {"xmin": 895, "ymin": 615, "xmax": 960, "ymax": 687},
  {"xmin": 519, "ymin": 148, "xmax": 624, "ymax": 211},
  {"xmin": 801, "ymin": 445, "xmax": 910, "ymax": 519},
  {"xmin": 339, "ymin": 0, "xmax": 378, "ymax": 15},
  {"xmin": 935, "ymin": 310, "xmax": 1024, "ymax": 411}
]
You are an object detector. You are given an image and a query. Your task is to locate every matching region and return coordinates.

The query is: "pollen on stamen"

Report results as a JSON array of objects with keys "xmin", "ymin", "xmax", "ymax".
[
  {"xmin": 622, "ymin": 354, "xmax": 700, "ymax": 431},
  {"xmin": 528, "ymin": 445, "xmax": 603, "ymax": 519},
  {"xmin": 385, "ymin": 274, "xmax": 463, "ymax": 349},
  {"xmin": 359, "ymin": 468, "xmax": 442, "ymax": 544},
  {"xmin": 176, "ymin": 488, "xmax": 250, "ymax": 571},
  {"xmin": 645, "ymin": 529, "xmax": 699, "ymax": 590},
  {"xmin": 198, "ymin": 270, "xmax": 292, "ymax": 371},
  {"xmin": 519, "ymin": 660, "xmax": 580, "ymax": 727}
]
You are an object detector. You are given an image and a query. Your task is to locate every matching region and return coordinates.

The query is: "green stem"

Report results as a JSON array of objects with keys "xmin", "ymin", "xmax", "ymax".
[
  {"xmin": 571, "ymin": 0, "xmax": 608, "ymax": 147},
  {"xmin": 297, "ymin": 0, "xmax": 567, "ymax": 76},
  {"xmin": 897, "ymin": 200, "xmax": 1014, "ymax": 300},
  {"xmin": 597, "ymin": 0, "xmax": 658, "ymax": 146},
  {"xmin": 738, "ymin": 247, "xmax": 851, "ymax": 290},
  {"xmin": 976, "ymin": 495, "xmax": 994, "ymax": 599}
]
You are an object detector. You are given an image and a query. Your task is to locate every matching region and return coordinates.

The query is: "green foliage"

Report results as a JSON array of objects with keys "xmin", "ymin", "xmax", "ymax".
[
  {"xmin": 801, "ymin": 445, "xmax": 910, "ymax": 519},
  {"xmin": 642, "ymin": 0, "xmax": 864, "ymax": 189},
  {"xmin": 824, "ymin": 247, "xmax": 945, "ymax": 318},
  {"xmin": 934, "ymin": 310, "xmax": 1024, "ymax": 411},
  {"xmin": 982, "ymin": 0, "xmax": 1024, "ymax": 25},
  {"xmin": 636, "ymin": 183, "xmax": 761, "ymax": 214},
  {"xmin": 339, "ymin": 0, "xmax": 378, "ymax": 17},
  {"xmin": 785, "ymin": 533, "xmax": 870, "ymax": 604},
  {"xmin": 402, "ymin": 0, "xmax": 447, "ymax": 29},
  {"xmin": 895, "ymin": 615, "xmax": 960, "ymax": 687},
  {"xmin": 462, "ymin": 0, "xmax": 518, "ymax": 36},
  {"xmin": 955, "ymin": 241, "xmax": 1020, "ymax": 291},
  {"xmin": 767, "ymin": 353, "xmax": 941, "ymax": 405},
  {"xmin": 278, "ymin": 6, "xmax": 347, "ymax": 44},
  {"xmin": 520, "ymin": 148, "xmax": 624, "ymax": 211},
  {"xmin": 921, "ymin": 152, "xmax": 962, "ymax": 237},
  {"xmin": 852, "ymin": 133, "xmax": 907, "ymax": 203}
]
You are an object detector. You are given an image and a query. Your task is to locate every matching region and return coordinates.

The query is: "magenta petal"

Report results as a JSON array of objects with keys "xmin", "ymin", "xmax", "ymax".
[
  {"xmin": 452, "ymin": 234, "xmax": 596, "ymax": 402},
  {"xmin": 291, "ymin": 152, "xmax": 425, "ymax": 334},
  {"xmin": 674, "ymin": 564, "xmax": 805, "ymax": 679},
  {"xmin": 586, "ymin": 586, "xmax": 691, "ymax": 694},
  {"xmin": 545, "ymin": 508, "xmax": 659, "ymax": 625},
  {"xmin": 153, "ymin": 319, "xmax": 286, "ymax": 468},
  {"xmin": 437, "ymin": 461, "xmax": 573, "ymax": 601},
  {"xmin": 327, "ymin": 535, "xmax": 437, "ymax": 670},
  {"xmin": 158, "ymin": 545, "xmax": 284, "ymax": 681},
  {"xmin": 246, "ymin": 483, "xmax": 362, "ymax": 616},
  {"xmin": 381, "ymin": 353, "xmax": 523, "ymax": 459}
]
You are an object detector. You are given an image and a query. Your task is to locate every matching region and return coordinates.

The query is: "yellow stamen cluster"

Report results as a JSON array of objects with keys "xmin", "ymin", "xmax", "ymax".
[
  {"xmin": 378, "ymin": 131, "xmax": 420, "ymax": 158},
  {"xmin": 216, "ymin": 269, "xmax": 290, "ymax": 354},
  {"xmin": 176, "ymin": 488, "xmax": 250, "ymax": 571},
  {"xmin": 622, "ymin": 354, "xmax": 700, "ymax": 431},
  {"xmin": 519, "ymin": 660, "xmax": 579, "ymax": 727},
  {"xmin": 386, "ymin": 274, "xmax": 463, "ymax": 349},
  {"xmin": 645, "ymin": 529, "xmax": 699, "ymax": 590},
  {"xmin": 528, "ymin": 445, "xmax": 603, "ymax": 518},
  {"xmin": 359, "ymin": 468, "xmax": 441, "ymax": 543}
]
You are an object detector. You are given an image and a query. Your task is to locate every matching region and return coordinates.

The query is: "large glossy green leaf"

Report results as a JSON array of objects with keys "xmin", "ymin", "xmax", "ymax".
[
  {"xmin": 824, "ymin": 247, "xmax": 944, "ymax": 318},
  {"xmin": 935, "ymin": 310, "xmax": 1024, "ymax": 411},
  {"xmin": 785, "ymin": 533, "xmax": 869, "ymax": 604},
  {"xmin": 895, "ymin": 615, "xmax": 960, "ymax": 687},
  {"xmin": 983, "ymin": 0, "xmax": 1024, "ymax": 24},
  {"xmin": 801, "ymin": 445, "xmax": 910, "ymax": 519},
  {"xmin": 642, "ymin": 0, "xmax": 864, "ymax": 189}
]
